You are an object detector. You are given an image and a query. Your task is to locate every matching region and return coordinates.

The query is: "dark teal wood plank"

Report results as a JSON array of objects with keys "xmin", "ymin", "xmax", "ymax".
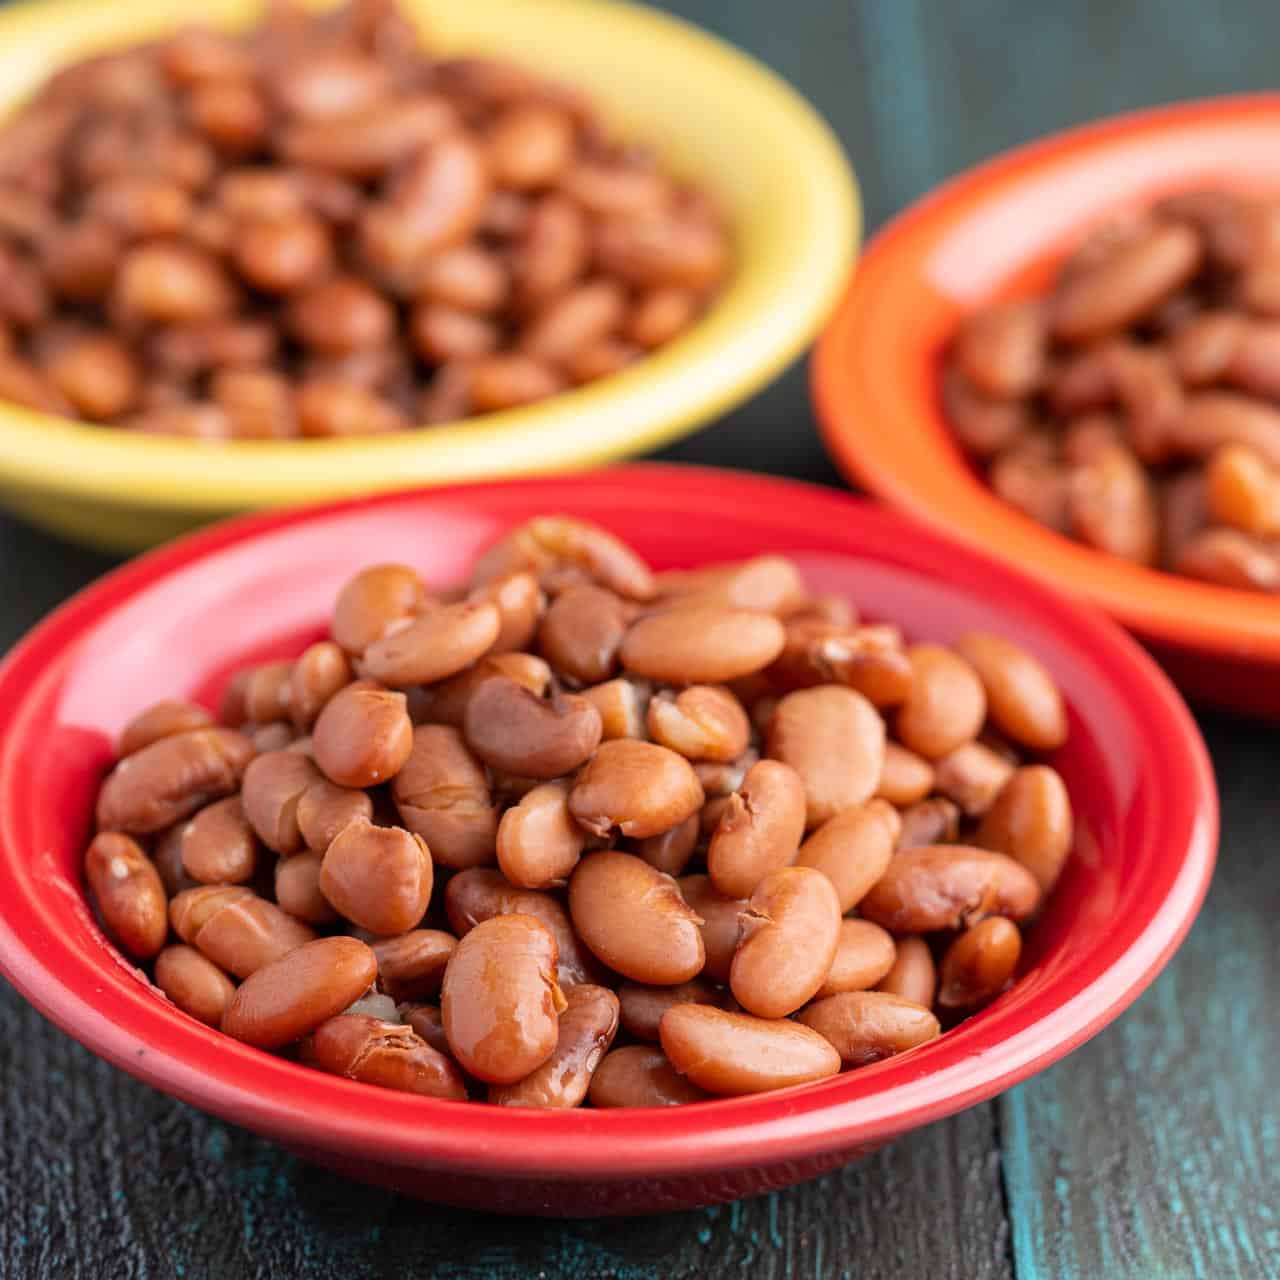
[{"xmin": 1000, "ymin": 712, "xmax": 1280, "ymax": 1280}]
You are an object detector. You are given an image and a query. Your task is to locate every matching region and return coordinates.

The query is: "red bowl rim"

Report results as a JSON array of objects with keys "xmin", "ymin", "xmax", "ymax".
[
  {"xmin": 812, "ymin": 90, "xmax": 1280, "ymax": 661},
  {"xmin": 0, "ymin": 465, "xmax": 1217, "ymax": 1181}
]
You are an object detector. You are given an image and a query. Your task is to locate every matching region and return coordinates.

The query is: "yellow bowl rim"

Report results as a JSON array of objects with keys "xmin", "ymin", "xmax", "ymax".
[{"xmin": 0, "ymin": 0, "xmax": 859, "ymax": 513}]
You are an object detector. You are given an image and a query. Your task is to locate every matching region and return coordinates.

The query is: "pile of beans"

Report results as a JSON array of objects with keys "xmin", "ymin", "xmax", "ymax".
[
  {"xmin": 86, "ymin": 514, "xmax": 1073, "ymax": 1106},
  {"xmin": 0, "ymin": 0, "xmax": 727, "ymax": 437},
  {"xmin": 945, "ymin": 188, "xmax": 1280, "ymax": 591}
]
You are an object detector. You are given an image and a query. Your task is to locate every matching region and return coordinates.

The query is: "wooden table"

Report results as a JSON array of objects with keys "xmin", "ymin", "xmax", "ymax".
[{"xmin": 2, "ymin": 3, "xmax": 1278, "ymax": 1276}]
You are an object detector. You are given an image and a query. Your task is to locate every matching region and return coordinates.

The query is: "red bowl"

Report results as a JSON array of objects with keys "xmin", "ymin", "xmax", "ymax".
[
  {"xmin": 813, "ymin": 94, "xmax": 1280, "ymax": 717},
  {"xmin": 0, "ymin": 465, "xmax": 1216, "ymax": 1216}
]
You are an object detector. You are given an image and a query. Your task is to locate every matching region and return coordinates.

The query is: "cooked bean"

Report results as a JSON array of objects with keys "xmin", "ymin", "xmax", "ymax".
[
  {"xmin": 941, "ymin": 365, "xmax": 1029, "ymax": 456},
  {"xmin": 859, "ymin": 845, "xmax": 1042, "ymax": 933},
  {"xmin": 875, "ymin": 935, "xmax": 936, "ymax": 1007},
  {"xmin": 292, "ymin": 777, "xmax": 371, "ymax": 854},
  {"xmin": 581, "ymin": 677, "xmax": 649, "ymax": 739},
  {"xmin": 472, "ymin": 515, "xmax": 654, "ymax": 600},
  {"xmin": 632, "ymin": 812, "xmax": 699, "ymax": 877},
  {"xmin": 1068, "ymin": 442, "xmax": 1159, "ymax": 563},
  {"xmin": 392, "ymin": 724, "xmax": 497, "ymax": 870},
  {"xmin": 444, "ymin": 867, "xmax": 602, "ymax": 987},
  {"xmin": 45, "ymin": 333, "xmax": 140, "ymax": 420},
  {"xmin": 653, "ymin": 556, "xmax": 808, "ymax": 616},
  {"xmin": 646, "ymin": 685, "xmax": 750, "ymax": 762},
  {"xmin": 418, "ymin": 652, "xmax": 551, "ymax": 728},
  {"xmin": 400, "ymin": 1003, "xmax": 451, "ymax": 1056},
  {"xmin": 85, "ymin": 832, "xmax": 168, "ymax": 959},
  {"xmin": 796, "ymin": 992, "xmax": 940, "ymax": 1066},
  {"xmin": 794, "ymin": 798, "xmax": 899, "ymax": 913},
  {"xmin": 678, "ymin": 873, "xmax": 746, "ymax": 984},
  {"xmin": 96, "ymin": 728, "xmax": 254, "ymax": 834},
  {"xmin": 1177, "ymin": 526, "xmax": 1280, "ymax": 589},
  {"xmin": 933, "ymin": 742, "xmax": 1016, "ymax": 818},
  {"xmin": 896, "ymin": 797, "xmax": 961, "ymax": 850},
  {"xmin": 153, "ymin": 825, "xmax": 198, "ymax": 898},
  {"xmin": 568, "ymin": 851, "xmax": 704, "ymax": 983},
  {"xmin": 569, "ymin": 740, "xmax": 704, "ymax": 839},
  {"xmin": 1051, "ymin": 221, "xmax": 1202, "ymax": 342},
  {"xmin": 114, "ymin": 242, "xmax": 237, "ymax": 324},
  {"xmin": 954, "ymin": 299, "xmax": 1047, "ymax": 398},
  {"xmin": 537, "ymin": 584, "xmax": 629, "ymax": 685},
  {"xmin": 618, "ymin": 978, "xmax": 726, "ymax": 1042},
  {"xmin": 1204, "ymin": 443, "xmax": 1280, "ymax": 536},
  {"xmin": 117, "ymin": 700, "xmax": 213, "ymax": 758},
  {"xmin": 320, "ymin": 818, "xmax": 432, "ymax": 936},
  {"xmin": 489, "ymin": 984, "xmax": 619, "ymax": 1108},
  {"xmin": 875, "ymin": 742, "xmax": 935, "ymax": 806},
  {"xmin": 288, "ymin": 642, "xmax": 352, "ymax": 733},
  {"xmin": 469, "ymin": 572, "xmax": 541, "ymax": 654},
  {"xmin": 766, "ymin": 685, "xmax": 885, "ymax": 826},
  {"xmin": 816, "ymin": 920, "xmax": 897, "ymax": 998},
  {"xmin": 222, "ymin": 936, "xmax": 378, "ymax": 1049},
  {"xmin": 274, "ymin": 851, "xmax": 338, "ymax": 924},
  {"xmin": 180, "ymin": 795, "xmax": 258, "ymax": 884},
  {"xmin": 240, "ymin": 749, "xmax": 319, "ymax": 856},
  {"xmin": 371, "ymin": 929, "xmax": 457, "ymax": 1002},
  {"xmin": 331, "ymin": 564, "xmax": 427, "ymax": 655},
  {"xmin": 730, "ymin": 866, "xmax": 841, "ymax": 1018},
  {"xmin": 304, "ymin": 1013, "xmax": 467, "ymax": 1099},
  {"xmin": 312, "ymin": 680, "xmax": 413, "ymax": 789},
  {"xmin": 620, "ymin": 607, "xmax": 785, "ymax": 684},
  {"xmin": 706, "ymin": 759, "xmax": 806, "ymax": 899},
  {"xmin": 976, "ymin": 765, "xmax": 1074, "ymax": 894},
  {"xmin": 243, "ymin": 661, "xmax": 293, "ymax": 724},
  {"xmin": 442, "ymin": 913, "xmax": 565, "ymax": 1084},
  {"xmin": 154, "ymin": 944, "xmax": 236, "ymax": 1026},
  {"xmin": 768, "ymin": 620, "xmax": 914, "ymax": 708},
  {"xmin": 938, "ymin": 917, "xmax": 1022, "ymax": 1009},
  {"xmin": 895, "ymin": 645, "xmax": 987, "ymax": 760},
  {"xmin": 658, "ymin": 1005, "xmax": 840, "ymax": 1096},
  {"xmin": 496, "ymin": 780, "xmax": 585, "ymax": 889},
  {"xmin": 954, "ymin": 631, "xmax": 1068, "ymax": 752},
  {"xmin": 464, "ymin": 676, "xmax": 601, "ymax": 779},
  {"xmin": 180, "ymin": 888, "xmax": 316, "ymax": 978},
  {"xmin": 588, "ymin": 1044, "xmax": 709, "ymax": 1107}
]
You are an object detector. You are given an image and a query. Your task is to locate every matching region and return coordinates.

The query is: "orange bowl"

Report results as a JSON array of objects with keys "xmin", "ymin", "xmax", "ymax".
[{"xmin": 813, "ymin": 94, "xmax": 1280, "ymax": 716}]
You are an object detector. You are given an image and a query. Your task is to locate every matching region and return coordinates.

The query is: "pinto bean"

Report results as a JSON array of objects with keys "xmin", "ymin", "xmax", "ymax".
[
  {"xmin": 646, "ymin": 686, "xmax": 751, "ymax": 762},
  {"xmin": 274, "ymin": 851, "xmax": 338, "ymax": 925},
  {"xmin": 117, "ymin": 701, "xmax": 213, "ymax": 759},
  {"xmin": 658, "ymin": 1005, "xmax": 840, "ymax": 1096},
  {"xmin": 632, "ymin": 812, "xmax": 699, "ymax": 877},
  {"xmin": 706, "ymin": 759, "xmax": 806, "ymax": 899},
  {"xmin": 463, "ymin": 676, "xmax": 602, "ymax": 779},
  {"xmin": 496, "ymin": 780, "xmax": 585, "ymax": 889},
  {"xmin": 319, "ymin": 818, "xmax": 432, "ymax": 937},
  {"xmin": 222, "ymin": 936, "xmax": 378, "ymax": 1049},
  {"xmin": 766, "ymin": 685, "xmax": 885, "ymax": 826},
  {"xmin": 180, "ymin": 889, "xmax": 316, "ymax": 978},
  {"xmin": 875, "ymin": 742, "xmax": 935, "ymax": 806},
  {"xmin": 179, "ymin": 795, "xmax": 258, "ymax": 884},
  {"xmin": 441, "ymin": 913, "xmax": 566, "ymax": 1084},
  {"xmin": 932, "ymin": 742, "xmax": 1016, "ymax": 818},
  {"xmin": 816, "ymin": 920, "xmax": 897, "ymax": 998},
  {"xmin": 371, "ymin": 929, "xmax": 457, "ymax": 1003},
  {"xmin": 581, "ymin": 677, "xmax": 650, "ymax": 740},
  {"xmin": 678, "ymin": 873, "xmax": 746, "ymax": 984},
  {"xmin": 304, "ymin": 1013, "xmax": 467, "ymax": 1099},
  {"xmin": 976, "ymin": 765, "xmax": 1074, "ymax": 894},
  {"xmin": 568, "ymin": 740, "xmax": 703, "ymax": 839},
  {"xmin": 618, "ymin": 978, "xmax": 727, "ymax": 1042},
  {"xmin": 937, "ymin": 917, "xmax": 1022, "ymax": 1009},
  {"xmin": 537, "ymin": 584, "xmax": 629, "ymax": 685},
  {"xmin": 85, "ymin": 832, "xmax": 168, "ymax": 959},
  {"xmin": 568, "ymin": 851, "xmax": 704, "ymax": 984},
  {"xmin": 796, "ymin": 991, "xmax": 940, "ymax": 1066},
  {"xmin": 620, "ymin": 607, "xmax": 785, "ymax": 684},
  {"xmin": 859, "ymin": 845, "xmax": 1042, "ymax": 933},
  {"xmin": 730, "ymin": 866, "xmax": 841, "ymax": 1018},
  {"xmin": 444, "ymin": 867, "xmax": 602, "ymax": 988},
  {"xmin": 588, "ymin": 1044, "xmax": 710, "ymax": 1107},
  {"xmin": 96, "ymin": 728, "xmax": 255, "ymax": 835},
  {"xmin": 391, "ymin": 725, "xmax": 496, "ymax": 870},
  {"xmin": 312, "ymin": 681, "xmax": 413, "ymax": 789},
  {"xmin": 154, "ymin": 944, "xmax": 236, "ymax": 1026},
  {"xmin": 794, "ymin": 798, "xmax": 899, "ymax": 913},
  {"xmin": 875, "ymin": 935, "xmax": 937, "ymax": 1007},
  {"xmin": 489, "ymin": 983, "xmax": 619, "ymax": 1108},
  {"xmin": 954, "ymin": 631, "xmax": 1068, "ymax": 752},
  {"xmin": 895, "ymin": 645, "xmax": 987, "ymax": 760}
]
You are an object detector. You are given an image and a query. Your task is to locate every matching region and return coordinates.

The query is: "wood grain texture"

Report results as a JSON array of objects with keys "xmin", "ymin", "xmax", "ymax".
[
  {"xmin": 1001, "ymin": 713, "xmax": 1280, "ymax": 1280},
  {"xmin": 2, "ymin": 1, "xmax": 1280, "ymax": 1277}
]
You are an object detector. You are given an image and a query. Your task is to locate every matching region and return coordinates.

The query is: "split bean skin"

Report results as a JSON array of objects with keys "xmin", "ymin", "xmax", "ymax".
[
  {"xmin": 86, "ymin": 521, "xmax": 1075, "ymax": 1107},
  {"xmin": 730, "ymin": 866, "xmax": 842, "ymax": 1018},
  {"xmin": 489, "ymin": 984, "xmax": 619, "ymax": 1108},
  {"xmin": 949, "ymin": 187, "xmax": 1280, "ymax": 592}
]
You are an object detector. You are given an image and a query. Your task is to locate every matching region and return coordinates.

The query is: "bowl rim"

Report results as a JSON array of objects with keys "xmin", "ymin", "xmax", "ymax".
[
  {"xmin": 813, "ymin": 90, "xmax": 1280, "ymax": 661},
  {"xmin": 0, "ymin": 0, "xmax": 858, "ymax": 511},
  {"xmin": 0, "ymin": 465, "xmax": 1217, "ymax": 1180}
]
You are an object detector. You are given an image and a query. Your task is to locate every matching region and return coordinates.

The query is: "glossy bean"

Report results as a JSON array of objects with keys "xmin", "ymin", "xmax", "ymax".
[
  {"xmin": 816, "ymin": 919, "xmax": 897, "ymax": 998},
  {"xmin": 180, "ymin": 795, "xmax": 258, "ymax": 884},
  {"xmin": 895, "ymin": 645, "xmax": 987, "ymax": 760},
  {"xmin": 304, "ymin": 1013, "xmax": 467, "ymax": 1099},
  {"xmin": 463, "ymin": 676, "xmax": 601, "ymax": 779},
  {"xmin": 320, "ymin": 818, "xmax": 432, "ymax": 937},
  {"xmin": 796, "ymin": 992, "xmax": 941, "ymax": 1066},
  {"xmin": 632, "ymin": 812, "xmax": 699, "ymax": 877},
  {"xmin": 588, "ymin": 1044, "xmax": 709, "ymax": 1107},
  {"xmin": 568, "ymin": 740, "xmax": 704, "ymax": 839},
  {"xmin": 875, "ymin": 742, "xmax": 935, "ymax": 806},
  {"xmin": 312, "ymin": 681, "xmax": 413, "ymax": 789},
  {"xmin": 371, "ymin": 929, "xmax": 457, "ymax": 1002},
  {"xmin": 117, "ymin": 700, "xmax": 213, "ymax": 758},
  {"xmin": 677, "ymin": 873, "xmax": 746, "ymax": 984},
  {"xmin": 496, "ymin": 780, "xmax": 585, "ymax": 889},
  {"xmin": 240, "ymin": 749, "xmax": 320, "ymax": 856},
  {"xmin": 706, "ymin": 759, "xmax": 806, "ymax": 899},
  {"xmin": 794, "ymin": 798, "xmax": 899, "ymax": 913},
  {"xmin": 937, "ymin": 917, "xmax": 1022, "ymax": 1010},
  {"xmin": 620, "ymin": 607, "xmax": 785, "ymax": 684},
  {"xmin": 154, "ymin": 943, "xmax": 235, "ymax": 1026},
  {"xmin": 646, "ymin": 685, "xmax": 750, "ymax": 762},
  {"xmin": 976, "ymin": 765, "xmax": 1074, "ymax": 895},
  {"xmin": 954, "ymin": 631, "xmax": 1068, "ymax": 752},
  {"xmin": 85, "ymin": 831, "xmax": 168, "ymax": 959},
  {"xmin": 875, "ymin": 935, "xmax": 937, "ymax": 1007},
  {"xmin": 274, "ymin": 851, "xmax": 338, "ymax": 925}
]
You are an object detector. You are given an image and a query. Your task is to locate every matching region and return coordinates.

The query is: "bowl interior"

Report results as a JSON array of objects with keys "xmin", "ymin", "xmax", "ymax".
[
  {"xmin": 0, "ymin": 467, "xmax": 1215, "ymax": 1180},
  {"xmin": 814, "ymin": 94, "xmax": 1280, "ymax": 662},
  {"xmin": 0, "ymin": 0, "xmax": 857, "ymax": 529}
]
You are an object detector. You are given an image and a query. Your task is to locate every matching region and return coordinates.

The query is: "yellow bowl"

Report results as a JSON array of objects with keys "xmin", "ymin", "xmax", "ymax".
[{"xmin": 0, "ymin": 0, "xmax": 857, "ymax": 552}]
